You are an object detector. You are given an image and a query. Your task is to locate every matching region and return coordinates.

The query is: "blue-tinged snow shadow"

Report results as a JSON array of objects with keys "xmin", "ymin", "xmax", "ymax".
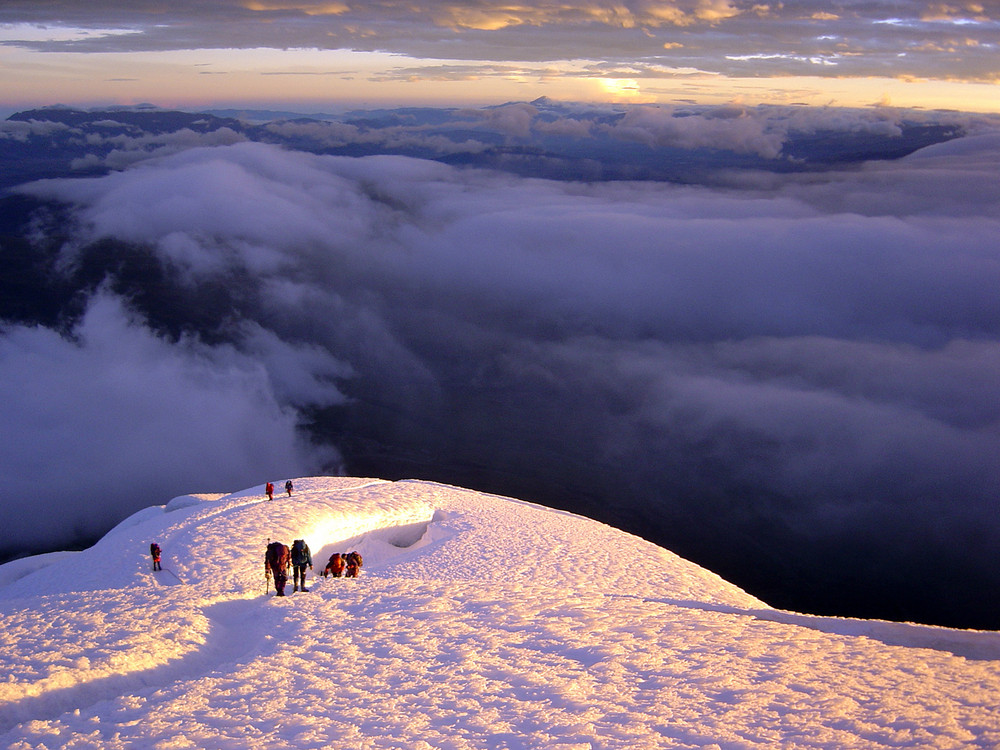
[{"xmin": 617, "ymin": 594, "xmax": 1000, "ymax": 661}]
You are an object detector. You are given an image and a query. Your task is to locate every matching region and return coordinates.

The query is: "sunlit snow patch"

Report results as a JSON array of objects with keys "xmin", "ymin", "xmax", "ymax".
[{"xmin": 311, "ymin": 510, "xmax": 452, "ymax": 571}]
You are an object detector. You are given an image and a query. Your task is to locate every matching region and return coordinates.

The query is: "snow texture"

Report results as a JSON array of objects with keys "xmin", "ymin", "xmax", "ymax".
[{"xmin": 1, "ymin": 477, "xmax": 998, "ymax": 749}]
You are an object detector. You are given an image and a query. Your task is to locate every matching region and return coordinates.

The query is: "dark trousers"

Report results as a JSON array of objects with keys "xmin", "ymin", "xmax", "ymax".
[
  {"xmin": 293, "ymin": 564, "xmax": 308, "ymax": 588},
  {"xmin": 270, "ymin": 565, "xmax": 287, "ymax": 595}
]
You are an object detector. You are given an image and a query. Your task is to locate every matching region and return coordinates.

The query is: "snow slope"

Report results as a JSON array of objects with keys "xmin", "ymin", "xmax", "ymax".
[{"xmin": 1, "ymin": 477, "xmax": 998, "ymax": 749}]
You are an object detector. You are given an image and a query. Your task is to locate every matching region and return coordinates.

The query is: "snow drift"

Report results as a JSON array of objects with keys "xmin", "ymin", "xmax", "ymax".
[{"xmin": 1, "ymin": 477, "xmax": 998, "ymax": 748}]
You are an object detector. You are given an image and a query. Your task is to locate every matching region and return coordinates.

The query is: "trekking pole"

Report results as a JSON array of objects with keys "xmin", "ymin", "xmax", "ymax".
[
  {"xmin": 264, "ymin": 537, "xmax": 271, "ymax": 595},
  {"xmin": 161, "ymin": 567, "xmax": 184, "ymax": 585}
]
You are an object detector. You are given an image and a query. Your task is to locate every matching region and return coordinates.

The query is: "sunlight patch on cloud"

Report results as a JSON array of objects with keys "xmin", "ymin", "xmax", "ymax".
[
  {"xmin": 427, "ymin": 0, "xmax": 743, "ymax": 31},
  {"xmin": 244, "ymin": 0, "xmax": 350, "ymax": 14},
  {"xmin": 599, "ymin": 77, "xmax": 644, "ymax": 98},
  {"xmin": 433, "ymin": 5, "xmax": 536, "ymax": 31},
  {"xmin": 920, "ymin": 2, "xmax": 991, "ymax": 23},
  {"xmin": 691, "ymin": 0, "xmax": 740, "ymax": 23},
  {"xmin": 431, "ymin": 3, "xmax": 647, "ymax": 31}
]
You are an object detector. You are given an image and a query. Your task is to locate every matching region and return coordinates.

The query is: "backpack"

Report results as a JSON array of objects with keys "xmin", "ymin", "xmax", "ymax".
[
  {"xmin": 349, "ymin": 551, "xmax": 363, "ymax": 568},
  {"xmin": 150, "ymin": 543, "xmax": 160, "ymax": 558},
  {"xmin": 291, "ymin": 539, "xmax": 309, "ymax": 566},
  {"xmin": 266, "ymin": 541, "xmax": 289, "ymax": 568}
]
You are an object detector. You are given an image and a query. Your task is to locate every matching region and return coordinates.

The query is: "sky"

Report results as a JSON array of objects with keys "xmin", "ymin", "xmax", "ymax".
[
  {"xmin": 1, "ymin": 476, "xmax": 999, "ymax": 748},
  {"xmin": 1, "ymin": 0, "xmax": 999, "ymax": 113}
]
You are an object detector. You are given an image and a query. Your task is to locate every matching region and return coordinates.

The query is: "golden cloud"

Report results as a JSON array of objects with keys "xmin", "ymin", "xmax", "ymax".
[
  {"xmin": 641, "ymin": 0, "xmax": 739, "ymax": 26},
  {"xmin": 692, "ymin": 0, "xmax": 739, "ymax": 23},
  {"xmin": 245, "ymin": 1, "xmax": 349, "ymax": 15},
  {"xmin": 432, "ymin": 1, "xmax": 741, "ymax": 31},
  {"xmin": 433, "ymin": 6, "xmax": 534, "ymax": 30},
  {"xmin": 920, "ymin": 2, "xmax": 991, "ymax": 22}
]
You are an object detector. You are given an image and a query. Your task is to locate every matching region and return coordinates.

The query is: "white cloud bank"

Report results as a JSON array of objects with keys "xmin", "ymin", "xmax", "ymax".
[{"xmin": 0, "ymin": 292, "xmax": 344, "ymax": 550}]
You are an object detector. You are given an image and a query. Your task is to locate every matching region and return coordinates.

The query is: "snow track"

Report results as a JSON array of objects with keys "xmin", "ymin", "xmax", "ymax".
[{"xmin": 0, "ymin": 595, "xmax": 266, "ymax": 735}]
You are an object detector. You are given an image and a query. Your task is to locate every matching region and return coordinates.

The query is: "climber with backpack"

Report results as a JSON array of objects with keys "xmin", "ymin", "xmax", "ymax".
[
  {"xmin": 345, "ymin": 550, "xmax": 363, "ymax": 578},
  {"xmin": 290, "ymin": 539, "xmax": 313, "ymax": 592},
  {"xmin": 149, "ymin": 542, "xmax": 162, "ymax": 571},
  {"xmin": 324, "ymin": 552, "xmax": 345, "ymax": 578},
  {"xmin": 265, "ymin": 540, "xmax": 290, "ymax": 596}
]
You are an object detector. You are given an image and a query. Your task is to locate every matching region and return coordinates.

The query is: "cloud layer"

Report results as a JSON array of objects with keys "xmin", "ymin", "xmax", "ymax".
[
  {"xmin": 0, "ymin": 290, "xmax": 344, "ymax": 553},
  {"xmin": 7, "ymin": 101, "xmax": 996, "ymax": 191},
  {"xmin": 6, "ymin": 126, "xmax": 1000, "ymax": 626},
  {"xmin": 0, "ymin": 0, "xmax": 998, "ymax": 83}
]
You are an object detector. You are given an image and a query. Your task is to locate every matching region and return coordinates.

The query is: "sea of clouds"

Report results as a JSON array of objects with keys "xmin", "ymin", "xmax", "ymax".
[{"xmin": 3, "ymin": 112, "xmax": 1000, "ymax": 625}]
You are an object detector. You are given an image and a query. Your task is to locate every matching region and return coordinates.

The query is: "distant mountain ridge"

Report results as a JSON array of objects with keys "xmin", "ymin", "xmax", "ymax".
[{"xmin": 1, "ymin": 102, "xmax": 966, "ymax": 191}]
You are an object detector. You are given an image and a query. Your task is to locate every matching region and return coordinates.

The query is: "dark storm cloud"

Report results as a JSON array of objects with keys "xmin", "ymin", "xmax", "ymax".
[
  {"xmin": 1, "ymin": 1, "xmax": 998, "ymax": 82},
  {"xmin": 7, "ymin": 124, "xmax": 1000, "ymax": 625}
]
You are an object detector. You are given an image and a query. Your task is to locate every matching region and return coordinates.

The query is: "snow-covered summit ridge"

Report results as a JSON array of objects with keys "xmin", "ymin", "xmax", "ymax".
[
  {"xmin": 2, "ymin": 477, "xmax": 999, "ymax": 749},
  {"xmin": 0, "ymin": 476, "xmax": 761, "ymax": 609}
]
